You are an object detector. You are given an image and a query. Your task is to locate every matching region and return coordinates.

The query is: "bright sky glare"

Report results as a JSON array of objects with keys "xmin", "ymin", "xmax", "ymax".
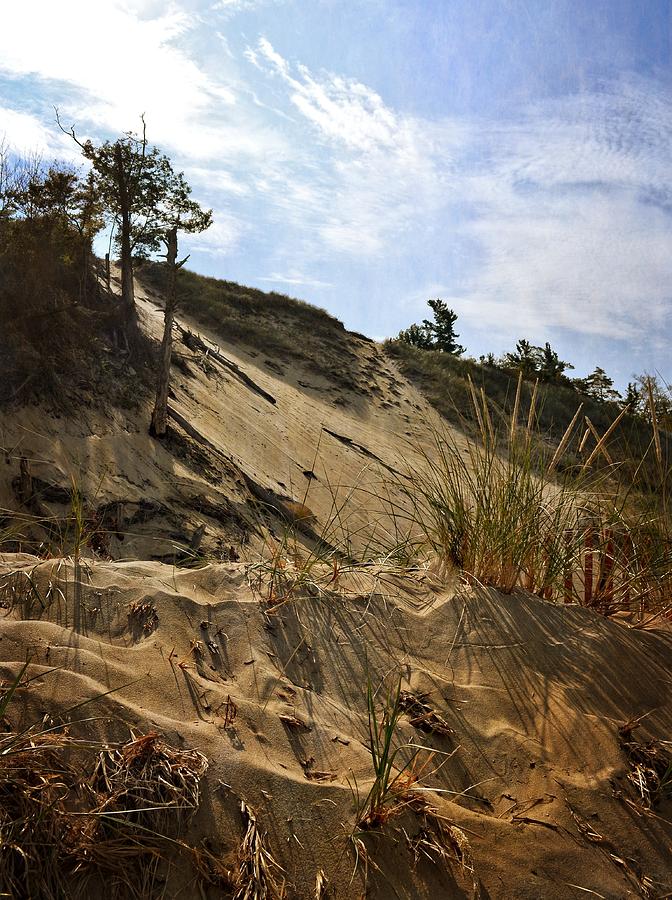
[{"xmin": 1, "ymin": 0, "xmax": 670, "ymax": 388}]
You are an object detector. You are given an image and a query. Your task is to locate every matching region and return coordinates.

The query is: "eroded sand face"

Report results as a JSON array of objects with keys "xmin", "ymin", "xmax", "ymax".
[{"xmin": 1, "ymin": 553, "xmax": 670, "ymax": 898}]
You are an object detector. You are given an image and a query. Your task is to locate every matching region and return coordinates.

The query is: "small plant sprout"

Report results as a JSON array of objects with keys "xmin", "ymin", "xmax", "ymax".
[{"xmin": 354, "ymin": 676, "xmax": 439, "ymax": 829}]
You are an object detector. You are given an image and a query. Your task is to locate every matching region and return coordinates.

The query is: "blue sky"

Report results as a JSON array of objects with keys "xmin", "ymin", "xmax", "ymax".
[{"xmin": 1, "ymin": 0, "xmax": 671, "ymax": 389}]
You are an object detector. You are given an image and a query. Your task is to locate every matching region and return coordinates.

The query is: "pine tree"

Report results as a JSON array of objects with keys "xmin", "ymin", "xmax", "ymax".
[
  {"xmin": 396, "ymin": 299, "xmax": 465, "ymax": 355},
  {"xmin": 634, "ymin": 374, "xmax": 672, "ymax": 430},
  {"xmin": 537, "ymin": 342, "xmax": 573, "ymax": 382},
  {"xmin": 575, "ymin": 367, "xmax": 621, "ymax": 403},
  {"xmin": 622, "ymin": 381, "xmax": 641, "ymax": 415},
  {"xmin": 502, "ymin": 339, "xmax": 539, "ymax": 378},
  {"xmin": 423, "ymin": 299, "xmax": 465, "ymax": 355},
  {"xmin": 397, "ymin": 322, "xmax": 434, "ymax": 349}
]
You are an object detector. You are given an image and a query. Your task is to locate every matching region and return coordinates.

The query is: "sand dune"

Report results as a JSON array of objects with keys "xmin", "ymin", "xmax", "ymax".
[
  {"xmin": 1, "ymin": 271, "xmax": 671, "ymax": 897},
  {"xmin": 0, "ymin": 551, "xmax": 670, "ymax": 898}
]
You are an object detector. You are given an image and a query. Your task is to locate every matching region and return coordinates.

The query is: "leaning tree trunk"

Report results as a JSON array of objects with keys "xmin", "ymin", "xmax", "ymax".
[{"xmin": 150, "ymin": 227, "xmax": 179, "ymax": 438}]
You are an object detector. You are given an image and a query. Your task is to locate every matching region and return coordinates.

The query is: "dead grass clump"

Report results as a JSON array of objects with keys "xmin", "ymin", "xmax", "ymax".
[
  {"xmin": 233, "ymin": 800, "xmax": 286, "ymax": 900},
  {"xmin": 398, "ymin": 691, "xmax": 455, "ymax": 737},
  {"xmin": 0, "ymin": 709, "xmax": 214, "ymax": 897},
  {"xmin": 408, "ymin": 801, "xmax": 481, "ymax": 900},
  {"xmin": 618, "ymin": 718, "xmax": 672, "ymax": 808},
  {"xmin": 92, "ymin": 731, "xmax": 208, "ymax": 834},
  {"xmin": 0, "ymin": 729, "xmax": 81, "ymax": 899},
  {"xmin": 127, "ymin": 599, "xmax": 159, "ymax": 639},
  {"xmin": 0, "ymin": 720, "xmax": 175, "ymax": 900}
]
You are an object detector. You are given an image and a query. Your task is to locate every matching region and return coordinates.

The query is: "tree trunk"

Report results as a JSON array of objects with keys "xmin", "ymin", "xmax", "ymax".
[
  {"xmin": 119, "ymin": 208, "xmax": 136, "ymax": 335},
  {"xmin": 114, "ymin": 143, "xmax": 139, "ymax": 345},
  {"xmin": 150, "ymin": 226, "xmax": 178, "ymax": 438}
]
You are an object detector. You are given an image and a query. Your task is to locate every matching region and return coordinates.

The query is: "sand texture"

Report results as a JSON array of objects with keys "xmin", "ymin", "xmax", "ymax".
[{"xmin": 0, "ymin": 554, "xmax": 671, "ymax": 897}]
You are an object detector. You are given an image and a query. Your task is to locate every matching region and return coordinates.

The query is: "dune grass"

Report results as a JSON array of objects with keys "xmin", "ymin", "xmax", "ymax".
[
  {"xmin": 354, "ymin": 677, "xmax": 417, "ymax": 829},
  {"xmin": 371, "ymin": 376, "xmax": 672, "ymax": 621}
]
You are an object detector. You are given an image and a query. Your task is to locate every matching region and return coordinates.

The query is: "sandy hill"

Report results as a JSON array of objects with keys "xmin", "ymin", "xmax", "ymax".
[
  {"xmin": 0, "ymin": 267, "xmax": 671, "ymax": 899},
  {"xmin": 1, "ymin": 264, "xmax": 447, "ymax": 564}
]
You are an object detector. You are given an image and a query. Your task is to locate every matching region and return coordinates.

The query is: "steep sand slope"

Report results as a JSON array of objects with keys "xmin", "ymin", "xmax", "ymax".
[
  {"xmin": 0, "ymin": 553, "xmax": 670, "ymax": 898},
  {"xmin": 0, "ymin": 270, "xmax": 453, "ymax": 562}
]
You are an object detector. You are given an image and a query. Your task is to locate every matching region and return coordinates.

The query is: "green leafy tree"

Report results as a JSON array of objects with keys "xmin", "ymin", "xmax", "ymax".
[
  {"xmin": 59, "ymin": 113, "xmax": 207, "ymax": 347},
  {"xmin": 12, "ymin": 166, "xmax": 103, "ymax": 296}
]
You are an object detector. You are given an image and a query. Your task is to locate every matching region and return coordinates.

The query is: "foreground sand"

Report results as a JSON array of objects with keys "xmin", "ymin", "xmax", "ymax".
[{"xmin": 1, "ymin": 552, "xmax": 670, "ymax": 898}]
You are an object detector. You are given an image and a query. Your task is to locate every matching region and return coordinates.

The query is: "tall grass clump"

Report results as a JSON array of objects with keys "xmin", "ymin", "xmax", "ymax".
[
  {"xmin": 401, "ymin": 420, "xmax": 587, "ymax": 598},
  {"xmin": 396, "ymin": 375, "xmax": 672, "ymax": 621}
]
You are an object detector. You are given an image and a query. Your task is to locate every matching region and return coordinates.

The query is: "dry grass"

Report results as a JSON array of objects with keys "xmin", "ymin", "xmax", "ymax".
[
  {"xmin": 91, "ymin": 731, "xmax": 208, "ymax": 835},
  {"xmin": 408, "ymin": 800, "xmax": 482, "ymax": 900},
  {"xmin": 567, "ymin": 801, "xmax": 656, "ymax": 898},
  {"xmin": 0, "ymin": 725, "xmax": 168, "ymax": 899},
  {"xmin": 0, "ymin": 666, "xmax": 217, "ymax": 899},
  {"xmin": 398, "ymin": 691, "xmax": 455, "ymax": 737},
  {"xmin": 127, "ymin": 600, "xmax": 159, "ymax": 638},
  {"xmin": 618, "ymin": 717, "xmax": 672, "ymax": 809},
  {"xmin": 314, "ymin": 868, "xmax": 329, "ymax": 898},
  {"xmin": 233, "ymin": 800, "xmax": 286, "ymax": 900},
  {"xmin": 386, "ymin": 381, "xmax": 672, "ymax": 622}
]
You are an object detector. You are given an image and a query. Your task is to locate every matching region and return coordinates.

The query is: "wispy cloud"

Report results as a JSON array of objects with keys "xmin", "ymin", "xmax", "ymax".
[
  {"xmin": 247, "ymin": 37, "xmax": 466, "ymax": 257},
  {"xmin": 0, "ymin": 0, "xmax": 288, "ymax": 166},
  {"xmin": 0, "ymin": 106, "xmax": 76, "ymax": 157},
  {"xmin": 258, "ymin": 270, "xmax": 334, "ymax": 288},
  {"xmin": 214, "ymin": 0, "xmax": 280, "ymax": 15},
  {"xmin": 183, "ymin": 216, "xmax": 242, "ymax": 255},
  {"xmin": 254, "ymin": 37, "xmax": 398, "ymax": 152},
  {"xmin": 451, "ymin": 74, "xmax": 672, "ymax": 347}
]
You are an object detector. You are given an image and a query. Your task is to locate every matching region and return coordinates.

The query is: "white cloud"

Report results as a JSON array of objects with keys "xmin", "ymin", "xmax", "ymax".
[
  {"xmin": 0, "ymin": 107, "xmax": 76, "ymax": 158},
  {"xmin": 247, "ymin": 38, "xmax": 466, "ymax": 257},
  {"xmin": 187, "ymin": 166, "xmax": 251, "ymax": 196},
  {"xmin": 182, "ymin": 215, "xmax": 242, "ymax": 255},
  {"xmin": 255, "ymin": 37, "xmax": 399, "ymax": 153},
  {"xmin": 258, "ymin": 270, "xmax": 334, "ymax": 288},
  {"xmin": 214, "ymin": 0, "xmax": 278, "ymax": 13},
  {"xmin": 0, "ymin": 0, "xmax": 294, "ymax": 165}
]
